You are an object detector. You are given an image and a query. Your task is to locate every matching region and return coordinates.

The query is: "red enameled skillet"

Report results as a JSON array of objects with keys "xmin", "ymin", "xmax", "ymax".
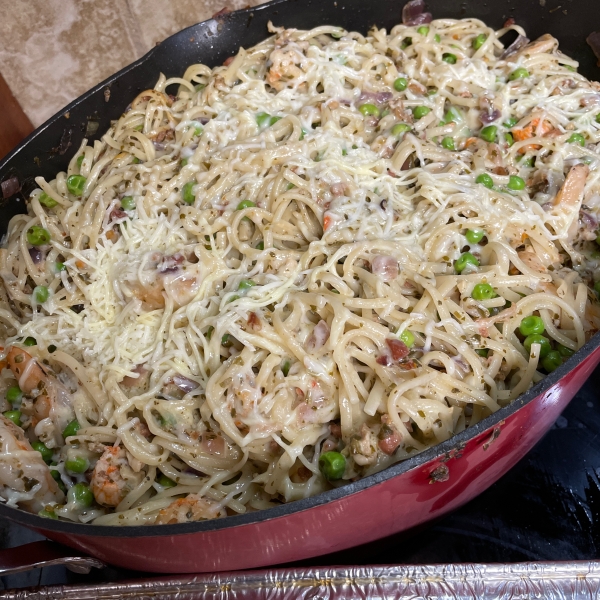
[{"xmin": 0, "ymin": 0, "xmax": 599, "ymax": 574}]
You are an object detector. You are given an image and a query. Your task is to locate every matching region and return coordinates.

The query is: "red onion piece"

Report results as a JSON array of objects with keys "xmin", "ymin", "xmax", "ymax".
[
  {"xmin": 358, "ymin": 91, "xmax": 393, "ymax": 106},
  {"xmin": 480, "ymin": 109, "xmax": 501, "ymax": 125},
  {"xmin": 122, "ymin": 365, "xmax": 147, "ymax": 387},
  {"xmin": 500, "ymin": 35, "xmax": 530, "ymax": 60},
  {"xmin": 28, "ymin": 247, "xmax": 43, "ymax": 264},
  {"xmin": 172, "ymin": 374, "xmax": 200, "ymax": 394},
  {"xmin": 580, "ymin": 211, "xmax": 598, "ymax": 232},
  {"xmin": 1, "ymin": 176, "xmax": 20, "ymax": 199},
  {"xmin": 158, "ymin": 253, "xmax": 185, "ymax": 274},
  {"xmin": 402, "ymin": 0, "xmax": 432, "ymax": 26}
]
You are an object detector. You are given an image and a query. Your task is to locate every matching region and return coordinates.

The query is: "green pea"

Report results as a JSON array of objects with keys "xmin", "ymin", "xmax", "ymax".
[
  {"xmin": 509, "ymin": 68, "xmax": 530, "ymax": 81},
  {"xmin": 412, "ymin": 106, "xmax": 431, "ymax": 120},
  {"xmin": 180, "ymin": 158, "xmax": 188, "ymax": 168},
  {"xmin": 3, "ymin": 410, "xmax": 21, "ymax": 426},
  {"xmin": 134, "ymin": 124, "xmax": 143, "ymax": 132},
  {"xmin": 221, "ymin": 334, "xmax": 233, "ymax": 347},
  {"xmin": 256, "ymin": 241, "xmax": 265, "ymax": 250},
  {"xmin": 182, "ymin": 181, "xmax": 195, "ymax": 205},
  {"xmin": 38, "ymin": 192, "xmax": 58, "ymax": 208},
  {"xmin": 330, "ymin": 29, "xmax": 344, "ymax": 39},
  {"xmin": 65, "ymin": 456, "xmax": 89, "ymax": 474},
  {"xmin": 238, "ymin": 279, "xmax": 256, "ymax": 291},
  {"xmin": 399, "ymin": 330, "xmax": 415, "ymax": 348},
  {"xmin": 287, "ymin": 183, "xmax": 295, "ymax": 190},
  {"xmin": 300, "ymin": 128, "xmax": 308, "ymax": 140},
  {"xmin": 121, "ymin": 196, "xmax": 135, "ymax": 211},
  {"xmin": 391, "ymin": 123, "xmax": 411, "ymax": 136},
  {"xmin": 62, "ymin": 419, "xmax": 80, "ymax": 439},
  {"xmin": 472, "ymin": 283, "xmax": 495, "ymax": 300},
  {"xmin": 465, "ymin": 229, "xmax": 485, "ymax": 244},
  {"xmin": 158, "ymin": 474, "xmax": 176, "ymax": 488},
  {"xmin": 393, "ymin": 77, "xmax": 408, "ymax": 92},
  {"xmin": 68, "ymin": 482, "xmax": 93, "ymax": 507},
  {"xmin": 455, "ymin": 252, "xmax": 480, "ymax": 273},
  {"xmin": 359, "ymin": 103, "xmax": 380, "ymax": 117},
  {"xmin": 55, "ymin": 261, "xmax": 66, "ymax": 273},
  {"xmin": 504, "ymin": 117, "xmax": 519, "ymax": 128},
  {"xmin": 480, "ymin": 125, "xmax": 497, "ymax": 142},
  {"xmin": 341, "ymin": 149, "xmax": 348, "ymax": 156},
  {"xmin": 31, "ymin": 441, "xmax": 53, "ymax": 463},
  {"xmin": 472, "ymin": 34, "xmax": 487, "ymax": 50},
  {"xmin": 66, "ymin": 174, "xmax": 86, "ymax": 197},
  {"xmin": 76, "ymin": 155, "xmax": 84, "ymax": 168},
  {"xmin": 475, "ymin": 173, "xmax": 494, "ymax": 189},
  {"xmin": 542, "ymin": 350, "xmax": 562, "ymax": 373},
  {"xmin": 475, "ymin": 348, "xmax": 489, "ymax": 357},
  {"xmin": 269, "ymin": 116, "xmax": 282, "ymax": 126},
  {"xmin": 568, "ymin": 133, "xmax": 585, "ymax": 147},
  {"xmin": 38, "ymin": 509, "xmax": 58, "ymax": 520},
  {"xmin": 508, "ymin": 175, "xmax": 526, "ymax": 190},
  {"xmin": 132, "ymin": 157, "xmax": 141, "ymax": 164},
  {"xmin": 281, "ymin": 360, "xmax": 291, "ymax": 376},
  {"xmin": 6, "ymin": 385, "xmax": 22, "ymax": 404},
  {"xmin": 236, "ymin": 200, "xmax": 256, "ymax": 210},
  {"xmin": 443, "ymin": 106, "xmax": 463, "ymax": 124},
  {"xmin": 23, "ymin": 337, "xmax": 37, "ymax": 346},
  {"xmin": 256, "ymin": 112, "xmax": 272, "ymax": 127},
  {"xmin": 417, "ymin": 26, "xmax": 430, "ymax": 35},
  {"xmin": 596, "ymin": 114, "xmax": 600, "ymax": 124},
  {"xmin": 426, "ymin": 87, "xmax": 437, "ymax": 96},
  {"xmin": 27, "ymin": 225, "xmax": 51, "ymax": 246},
  {"xmin": 32, "ymin": 286, "xmax": 49, "ymax": 304},
  {"xmin": 441, "ymin": 137, "xmax": 455, "ymax": 150},
  {"xmin": 523, "ymin": 334, "xmax": 551, "ymax": 358},
  {"xmin": 442, "ymin": 53, "xmax": 457, "ymax": 64},
  {"xmin": 434, "ymin": 34, "xmax": 441, "ymax": 42},
  {"xmin": 519, "ymin": 315, "xmax": 545, "ymax": 336},
  {"xmin": 205, "ymin": 326, "xmax": 214, "ymax": 340},
  {"xmin": 505, "ymin": 133, "xmax": 514, "ymax": 146},
  {"xmin": 194, "ymin": 125, "xmax": 203, "ymax": 136},
  {"xmin": 557, "ymin": 344, "xmax": 575, "ymax": 358},
  {"xmin": 401, "ymin": 37, "xmax": 412, "ymax": 49},
  {"xmin": 520, "ymin": 156, "xmax": 535, "ymax": 168},
  {"xmin": 319, "ymin": 451, "xmax": 346, "ymax": 481}
]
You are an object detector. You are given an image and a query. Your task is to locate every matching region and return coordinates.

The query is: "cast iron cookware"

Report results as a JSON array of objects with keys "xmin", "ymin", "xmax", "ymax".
[{"xmin": 0, "ymin": 0, "xmax": 599, "ymax": 573}]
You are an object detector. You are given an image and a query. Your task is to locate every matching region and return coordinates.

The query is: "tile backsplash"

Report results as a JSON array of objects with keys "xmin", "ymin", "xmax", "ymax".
[{"xmin": 0, "ymin": 0, "xmax": 267, "ymax": 127}]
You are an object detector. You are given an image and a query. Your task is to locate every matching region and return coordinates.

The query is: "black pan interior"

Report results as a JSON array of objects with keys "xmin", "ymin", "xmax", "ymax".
[{"xmin": 0, "ymin": 0, "xmax": 598, "ymax": 536}]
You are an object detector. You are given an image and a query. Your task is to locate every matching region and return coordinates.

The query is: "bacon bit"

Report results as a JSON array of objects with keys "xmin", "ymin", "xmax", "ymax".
[
  {"xmin": 503, "ymin": 17, "xmax": 515, "ymax": 27},
  {"xmin": 158, "ymin": 253, "xmax": 185, "ymax": 274},
  {"xmin": 269, "ymin": 440, "xmax": 282, "ymax": 455},
  {"xmin": 330, "ymin": 182, "xmax": 347, "ymax": 196},
  {"xmin": 386, "ymin": 338, "xmax": 409, "ymax": 361},
  {"xmin": 329, "ymin": 422, "xmax": 342, "ymax": 438},
  {"xmin": 106, "ymin": 230, "xmax": 118, "ymax": 241},
  {"xmin": 378, "ymin": 420, "xmax": 402, "ymax": 455},
  {"xmin": 290, "ymin": 464, "xmax": 312, "ymax": 483},
  {"xmin": 376, "ymin": 354, "xmax": 391, "ymax": 366},
  {"xmin": 110, "ymin": 208, "xmax": 128, "ymax": 221},
  {"xmin": 371, "ymin": 255, "xmax": 399, "ymax": 281},
  {"xmin": 306, "ymin": 320, "xmax": 330, "ymax": 353},
  {"xmin": 492, "ymin": 166, "xmax": 508, "ymax": 176},
  {"xmin": 200, "ymin": 434, "xmax": 225, "ymax": 455},
  {"xmin": 398, "ymin": 359, "xmax": 418, "ymax": 371},
  {"xmin": 247, "ymin": 312, "xmax": 262, "ymax": 331},
  {"xmin": 223, "ymin": 56, "xmax": 235, "ymax": 66}
]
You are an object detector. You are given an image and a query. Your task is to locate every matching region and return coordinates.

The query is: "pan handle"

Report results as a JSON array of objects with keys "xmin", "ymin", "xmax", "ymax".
[{"xmin": 0, "ymin": 541, "xmax": 105, "ymax": 576}]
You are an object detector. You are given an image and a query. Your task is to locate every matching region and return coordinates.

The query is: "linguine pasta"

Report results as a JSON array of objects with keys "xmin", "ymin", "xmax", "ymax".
[{"xmin": 0, "ymin": 13, "xmax": 599, "ymax": 525}]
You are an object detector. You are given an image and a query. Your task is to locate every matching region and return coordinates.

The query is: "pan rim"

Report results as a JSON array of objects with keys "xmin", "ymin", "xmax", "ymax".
[{"xmin": 0, "ymin": 0, "xmax": 598, "ymax": 538}]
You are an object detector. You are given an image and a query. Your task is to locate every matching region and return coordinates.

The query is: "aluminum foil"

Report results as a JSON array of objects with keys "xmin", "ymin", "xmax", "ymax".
[{"xmin": 3, "ymin": 562, "xmax": 600, "ymax": 599}]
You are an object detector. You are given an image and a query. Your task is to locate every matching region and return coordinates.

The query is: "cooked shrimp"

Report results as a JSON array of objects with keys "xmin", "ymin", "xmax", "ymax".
[
  {"xmin": 7, "ymin": 347, "xmax": 75, "ymax": 444},
  {"xmin": 0, "ymin": 414, "xmax": 64, "ymax": 512},
  {"xmin": 155, "ymin": 494, "xmax": 224, "ymax": 524},
  {"xmin": 90, "ymin": 446, "xmax": 144, "ymax": 507},
  {"xmin": 550, "ymin": 164, "xmax": 589, "ymax": 238}
]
